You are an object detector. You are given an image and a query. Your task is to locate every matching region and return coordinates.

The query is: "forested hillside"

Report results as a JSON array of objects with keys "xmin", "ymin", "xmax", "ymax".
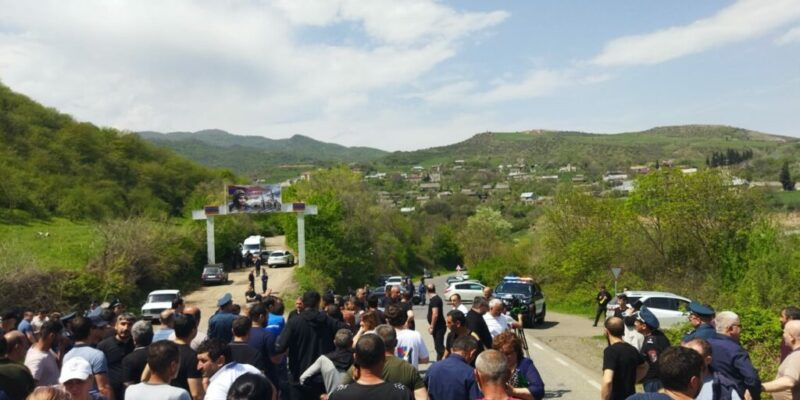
[
  {"xmin": 0, "ymin": 83, "xmax": 229, "ymax": 222},
  {"xmin": 138, "ymin": 129, "xmax": 387, "ymax": 179}
]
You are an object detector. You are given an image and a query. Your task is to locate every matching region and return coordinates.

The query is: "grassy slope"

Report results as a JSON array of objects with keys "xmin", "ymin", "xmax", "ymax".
[
  {"xmin": 0, "ymin": 218, "xmax": 102, "ymax": 271},
  {"xmin": 379, "ymin": 125, "xmax": 799, "ymax": 179}
]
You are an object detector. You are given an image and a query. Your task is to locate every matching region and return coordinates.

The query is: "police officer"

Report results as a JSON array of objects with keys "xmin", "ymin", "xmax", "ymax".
[
  {"xmin": 635, "ymin": 306, "xmax": 671, "ymax": 393},
  {"xmin": 682, "ymin": 302, "xmax": 716, "ymax": 342}
]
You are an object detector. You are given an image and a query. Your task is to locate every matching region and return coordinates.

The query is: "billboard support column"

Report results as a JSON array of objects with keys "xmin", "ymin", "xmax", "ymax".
[
  {"xmin": 207, "ymin": 216, "xmax": 215, "ymax": 264},
  {"xmin": 297, "ymin": 213, "xmax": 306, "ymax": 267}
]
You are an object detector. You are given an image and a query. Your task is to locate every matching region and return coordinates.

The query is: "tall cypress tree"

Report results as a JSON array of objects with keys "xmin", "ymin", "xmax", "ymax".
[{"xmin": 780, "ymin": 161, "xmax": 795, "ymax": 191}]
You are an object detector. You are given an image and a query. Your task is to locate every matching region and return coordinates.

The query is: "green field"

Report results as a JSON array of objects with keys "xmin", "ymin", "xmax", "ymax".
[{"xmin": 0, "ymin": 218, "xmax": 102, "ymax": 271}]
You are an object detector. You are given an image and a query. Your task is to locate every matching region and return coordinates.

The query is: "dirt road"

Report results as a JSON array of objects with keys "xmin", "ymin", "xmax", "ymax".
[{"xmin": 184, "ymin": 236, "xmax": 298, "ymax": 332}]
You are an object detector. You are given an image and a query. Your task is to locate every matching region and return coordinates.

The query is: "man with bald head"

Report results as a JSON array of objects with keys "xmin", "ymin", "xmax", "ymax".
[
  {"xmin": 152, "ymin": 309, "xmax": 175, "ymax": 342},
  {"xmin": 707, "ymin": 311, "xmax": 761, "ymax": 400},
  {"xmin": 601, "ymin": 316, "xmax": 648, "ymax": 400},
  {"xmin": 762, "ymin": 320, "xmax": 800, "ymax": 399},
  {"xmin": 3, "ymin": 331, "xmax": 29, "ymax": 363},
  {"xmin": 682, "ymin": 338, "xmax": 742, "ymax": 400}
]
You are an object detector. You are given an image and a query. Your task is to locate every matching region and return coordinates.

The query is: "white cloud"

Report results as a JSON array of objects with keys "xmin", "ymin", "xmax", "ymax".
[
  {"xmin": 414, "ymin": 69, "xmax": 611, "ymax": 106},
  {"xmin": 0, "ymin": 0, "xmax": 506, "ymax": 149},
  {"xmin": 776, "ymin": 26, "xmax": 800, "ymax": 44},
  {"xmin": 591, "ymin": 0, "xmax": 800, "ymax": 66}
]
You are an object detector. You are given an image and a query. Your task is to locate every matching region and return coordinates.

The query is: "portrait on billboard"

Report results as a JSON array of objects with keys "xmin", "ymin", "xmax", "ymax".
[{"xmin": 227, "ymin": 184, "xmax": 282, "ymax": 213}]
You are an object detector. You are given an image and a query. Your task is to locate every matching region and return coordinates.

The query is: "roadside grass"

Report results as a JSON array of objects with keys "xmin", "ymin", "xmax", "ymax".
[
  {"xmin": 767, "ymin": 190, "xmax": 800, "ymax": 210},
  {"xmin": 0, "ymin": 218, "xmax": 102, "ymax": 271},
  {"xmin": 548, "ymin": 300, "xmax": 594, "ymax": 318}
]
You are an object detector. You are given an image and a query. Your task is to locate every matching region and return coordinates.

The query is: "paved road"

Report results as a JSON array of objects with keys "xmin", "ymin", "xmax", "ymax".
[
  {"xmin": 184, "ymin": 235, "xmax": 296, "ymax": 333},
  {"xmin": 412, "ymin": 273, "xmax": 602, "ymax": 399}
]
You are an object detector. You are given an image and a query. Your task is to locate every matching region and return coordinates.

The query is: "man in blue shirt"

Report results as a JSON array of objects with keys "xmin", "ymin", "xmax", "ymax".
[
  {"xmin": 208, "ymin": 293, "xmax": 237, "ymax": 343},
  {"xmin": 707, "ymin": 311, "xmax": 761, "ymax": 400},
  {"xmin": 425, "ymin": 335, "xmax": 481, "ymax": 400}
]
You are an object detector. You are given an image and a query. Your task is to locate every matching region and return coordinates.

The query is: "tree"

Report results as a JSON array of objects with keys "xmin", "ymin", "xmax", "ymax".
[{"xmin": 780, "ymin": 161, "xmax": 794, "ymax": 191}]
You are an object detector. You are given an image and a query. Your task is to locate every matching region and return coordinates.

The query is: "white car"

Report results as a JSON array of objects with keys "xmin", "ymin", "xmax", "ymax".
[
  {"xmin": 385, "ymin": 276, "xmax": 404, "ymax": 285},
  {"xmin": 606, "ymin": 291, "xmax": 691, "ymax": 328},
  {"xmin": 444, "ymin": 281, "xmax": 486, "ymax": 304},
  {"xmin": 267, "ymin": 250, "xmax": 295, "ymax": 267},
  {"xmin": 141, "ymin": 289, "xmax": 181, "ymax": 321}
]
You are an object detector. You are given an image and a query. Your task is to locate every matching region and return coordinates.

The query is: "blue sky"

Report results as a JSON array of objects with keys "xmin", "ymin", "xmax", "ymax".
[{"xmin": 0, "ymin": 0, "xmax": 798, "ymax": 150}]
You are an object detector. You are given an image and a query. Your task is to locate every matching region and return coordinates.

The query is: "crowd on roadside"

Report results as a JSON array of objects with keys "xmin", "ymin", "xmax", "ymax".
[
  {"xmin": 3, "ymin": 274, "xmax": 799, "ymax": 400},
  {"xmin": 0, "ymin": 274, "xmax": 547, "ymax": 400},
  {"xmin": 594, "ymin": 285, "xmax": 800, "ymax": 400}
]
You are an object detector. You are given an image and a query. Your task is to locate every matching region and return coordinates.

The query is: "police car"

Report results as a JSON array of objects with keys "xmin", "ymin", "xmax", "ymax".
[{"xmin": 494, "ymin": 276, "xmax": 546, "ymax": 328}]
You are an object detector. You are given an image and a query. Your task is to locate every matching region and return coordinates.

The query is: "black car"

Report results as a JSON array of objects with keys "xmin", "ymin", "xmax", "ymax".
[{"xmin": 494, "ymin": 277, "xmax": 546, "ymax": 328}]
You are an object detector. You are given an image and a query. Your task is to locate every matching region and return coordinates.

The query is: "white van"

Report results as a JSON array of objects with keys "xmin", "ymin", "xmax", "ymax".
[{"xmin": 242, "ymin": 235, "xmax": 267, "ymax": 259}]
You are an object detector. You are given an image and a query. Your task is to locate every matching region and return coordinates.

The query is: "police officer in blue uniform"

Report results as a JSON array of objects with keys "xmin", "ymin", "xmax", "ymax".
[
  {"xmin": 682, "ymin": 302, "xmax": 717, "ymax": 342},
  {"xmin": 707, "ymin": 311, "xmax": 761, "ymax": 400},
  {"xmin": 635, "ymin": 306, "xmax": 671, "ymax": 393}
]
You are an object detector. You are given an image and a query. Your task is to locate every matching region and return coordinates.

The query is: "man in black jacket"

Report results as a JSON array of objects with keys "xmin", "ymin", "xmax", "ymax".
[
  {"xmin": 594, "ymin": 285, "xmax": 611, "ymax": 327},
  {"xmin": 273, "ymin": 291, "xmax": 347, "ymax": 400},
  {"xmin": 465, "ymin": 297, "xmax": 493, "ymax": 349}
]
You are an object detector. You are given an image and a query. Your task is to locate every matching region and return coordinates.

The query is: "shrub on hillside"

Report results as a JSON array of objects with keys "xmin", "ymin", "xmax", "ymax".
[{"xmin": 87, "ymin": 218, "xmax": 204, "ymax": 308}]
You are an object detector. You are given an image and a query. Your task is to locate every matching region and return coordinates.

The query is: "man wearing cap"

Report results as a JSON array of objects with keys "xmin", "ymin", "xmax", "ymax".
[
  {"xmin": 682, "ymin": 302, "xmax": 716, "ymax": 342},
  {"xmin": 60, "ymin": 357, "xmax": 95, "ymax": 400},
  {"xmin": 208, "ymin": 293, "xmax": 237, "ymax": 343},
  {"xmin": 635, "ymin": 306, "xmax": 671, "ymax": 393},
  {"xmin": 63, "ymin": 316, "xmax": 113, "ymax": 400}
]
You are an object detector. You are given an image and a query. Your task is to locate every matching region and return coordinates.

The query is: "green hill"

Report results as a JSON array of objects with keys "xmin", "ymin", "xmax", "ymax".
[
  {"xmin": 137, "ymin": 129, "xmax": 388, "ymax": 179},
  {"xmin": 0, "ymin": 82, "xmax": 224, "ymax": 221},
  {"xmin": 380, "ymin": 125, "xmax": 800, "ymax": 179}
]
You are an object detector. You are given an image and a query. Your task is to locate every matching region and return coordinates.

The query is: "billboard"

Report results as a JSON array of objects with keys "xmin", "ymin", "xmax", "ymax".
[{"xmin": 227, "ymin": 184, "xmax": 282, "ymax": 214}]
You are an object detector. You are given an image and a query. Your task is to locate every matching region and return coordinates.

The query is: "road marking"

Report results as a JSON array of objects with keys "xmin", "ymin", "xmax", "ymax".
[
  {"xmin": 554, "ymin": 357, "xmax": 569, "ymax": 366},
  {"xmin": 533, "ymin": 343, "xmax": 544, "ymax": 350},
  {"xmin": 587, "ymin": 379, "xmax": 601, "ymax": 389}
]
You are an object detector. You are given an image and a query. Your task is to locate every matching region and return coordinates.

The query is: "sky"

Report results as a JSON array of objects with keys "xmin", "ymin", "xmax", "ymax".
[{"xmin": 0, "ymin": 0, "xmax": 799, "ymax": 151}]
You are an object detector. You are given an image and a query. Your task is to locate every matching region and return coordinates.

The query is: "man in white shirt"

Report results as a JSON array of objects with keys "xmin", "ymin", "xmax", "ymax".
[
  {"xmin": 449, "ymin": 294, "xmax": 469, "ymax": 314},
  {"xmin": 197, "ymin": 339, "xmax": 262, "ymax": 400},
  {"xmin": 483, "ymin": 299, "xmax": 521, "ymax": 338},
  {"xmin": 385, "ymin": 304, "xmax": 429, "ymax": 368}
]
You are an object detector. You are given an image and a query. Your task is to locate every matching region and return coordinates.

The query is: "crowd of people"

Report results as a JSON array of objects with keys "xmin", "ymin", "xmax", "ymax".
[
  {"xmin": 595, "ymin": 285, "xmax": 800, "ymax": 400},
  {"xmin": 2, "ymin": 277, "xmax": 799, "ymax": 400},
  {"xmin": 0, "ymin": 278, "xmax": 546, "ymax": 400}
]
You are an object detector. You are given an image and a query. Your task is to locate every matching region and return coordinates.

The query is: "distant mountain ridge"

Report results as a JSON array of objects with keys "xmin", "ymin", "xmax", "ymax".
[{"xmin": 137, "ymin": 129, "xmax": 388, "ymax": 176}]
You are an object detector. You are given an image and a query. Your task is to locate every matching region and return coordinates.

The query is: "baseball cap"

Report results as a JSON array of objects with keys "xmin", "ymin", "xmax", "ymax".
[{"xmin": 59, "ymin": 357, "xmax": 92, "ymax": 383}]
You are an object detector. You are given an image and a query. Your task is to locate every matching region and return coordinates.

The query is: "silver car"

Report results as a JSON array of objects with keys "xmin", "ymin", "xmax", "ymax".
[{"xmin": 606, "ymin": 291, "xmax": 691, "ymax": 328}]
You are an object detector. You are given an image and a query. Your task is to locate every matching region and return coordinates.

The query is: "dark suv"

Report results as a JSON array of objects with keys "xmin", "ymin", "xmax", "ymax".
[{"xmin": 494, "ymin": 276, "xmax": 546, "ymax": 327}]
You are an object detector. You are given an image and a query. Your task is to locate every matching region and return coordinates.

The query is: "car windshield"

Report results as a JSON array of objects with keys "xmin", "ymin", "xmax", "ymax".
[
  {"xmin": 203, "ymin": 267, "xmax": 221, "ymax": 274},
  {"xmin": 148, "ymin": 294, "xmax": 177, "ymax": 303},
  {"xmin": 271, "ymin": 252, "xmax": 284, "ymax": 256},
  {"xmin": 244, "ymin": 244, "xmax": 260, "ymax": 251},
  {"xmin": 496, "ymin": 282, "xmax": 532, "ymax": 295}
]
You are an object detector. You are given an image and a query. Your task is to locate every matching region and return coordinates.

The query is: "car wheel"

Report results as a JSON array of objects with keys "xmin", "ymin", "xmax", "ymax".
[{"xmin": 537, "ymin": 304, "xmax": 547, "ymax": 325}]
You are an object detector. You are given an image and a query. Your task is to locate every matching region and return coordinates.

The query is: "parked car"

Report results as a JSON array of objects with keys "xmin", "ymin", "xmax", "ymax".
[
  {"xmin": 606, "ymin": 291, "xmax": 691, "ymax": 328},
  {"xmin": 494, "ymin": 276, "xmax": 546, "ymax": 327},
  {"xmin": 444, "ymin": 281, "xmax": 486, "ymax": 303},
  {"xmin": 385, "ymin": 276, "xmax": 403, "ymax": 285},
  {"xmin": 446, "ymin": 275, "xmax": 472, "ymax": 286},
  {"xmin": 201, "ymin": 265, "xmax": 228, "ymax": 285},
  {"xmin": 423, "ymin": 269, "xmax": 432, "ymax": 279},
  {"xmin": 141, "ymin": 290, "xmax": 181, "ymax": 321},
  {"xmin": 267, "ymin": 250, "xmax": 295, "ymax": 267}
]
